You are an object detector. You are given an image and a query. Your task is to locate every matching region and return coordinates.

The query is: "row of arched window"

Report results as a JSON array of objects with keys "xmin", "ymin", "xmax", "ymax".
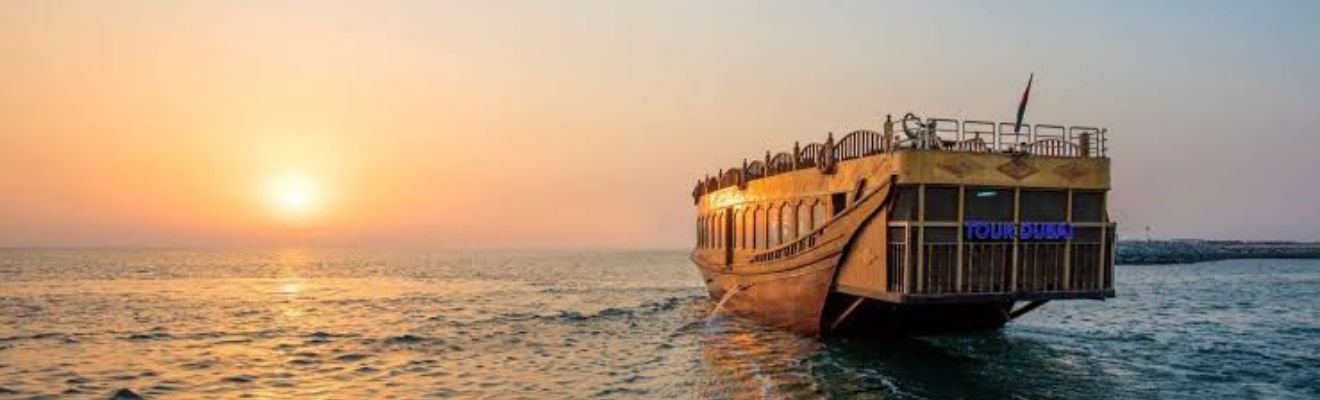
[
  {"xmin": 697, "ymin": 199, "xmax": 828, "ymax": 250},
  {"xmin": 697, "ymin": 211, "xmax": 726, "ymax": 249}
]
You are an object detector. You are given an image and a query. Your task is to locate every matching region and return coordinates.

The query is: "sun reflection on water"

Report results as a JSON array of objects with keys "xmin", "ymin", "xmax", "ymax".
[{"xmin": 279, "ymin": 281, "xmax": 303, "ymax": 295}]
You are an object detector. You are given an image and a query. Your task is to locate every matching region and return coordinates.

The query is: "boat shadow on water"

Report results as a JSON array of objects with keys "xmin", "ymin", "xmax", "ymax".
[{"xmin": 690, "ymin": 316, "xmax": 1117, "ymax": 400}]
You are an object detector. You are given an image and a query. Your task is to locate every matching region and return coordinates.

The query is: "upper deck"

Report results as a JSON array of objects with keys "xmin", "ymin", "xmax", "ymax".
[{"xmin": 692, "ymin": 115, "xmax": 1109, "ymax": 204}]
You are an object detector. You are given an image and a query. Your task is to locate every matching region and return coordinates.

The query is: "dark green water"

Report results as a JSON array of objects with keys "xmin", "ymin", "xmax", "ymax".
[{"xmin": 1, "ymin": 250, "xmax": 1317, "ymax": 399}]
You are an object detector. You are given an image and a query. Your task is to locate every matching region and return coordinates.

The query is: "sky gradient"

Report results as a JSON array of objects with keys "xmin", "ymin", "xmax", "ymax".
[{"xmin": 2, "ymin": 0, "xmax": 1318, "ymax": 248}]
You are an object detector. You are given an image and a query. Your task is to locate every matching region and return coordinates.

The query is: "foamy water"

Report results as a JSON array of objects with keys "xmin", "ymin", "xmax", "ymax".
[{"xmin": 1, "ymin": 250, "xmax": 1317, "ymax": 399}]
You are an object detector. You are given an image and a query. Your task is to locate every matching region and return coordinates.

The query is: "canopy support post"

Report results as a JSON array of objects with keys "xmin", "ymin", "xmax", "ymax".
[
  {"xmin": 827, "ymin": 297, "xmax": 867, "ymax": 334},
  {"xmin": 1009, "ymin": 300, "xmax": 1049, "ymax": 320}
]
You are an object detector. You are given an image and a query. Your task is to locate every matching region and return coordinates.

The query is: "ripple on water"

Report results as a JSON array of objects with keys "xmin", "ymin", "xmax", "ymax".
[
  {"xmin": 221, "ymin": 374, "xmax": 255, "ymax": 384},
  {"xmin": 124, "ymin": 332, "xmax": 174, "ymax": 341},
  {"xmin": 335, "ymin": 353, "xmax": 372, "ymax": 362},
  {"xmin": 180, "ymin": 359, "xmax": 215, "ymax": 370},
  {"xmin": 2, "ymin": 252, "xmax": 1318, "ymax": 399},
  {"xmin": 383, "ymin": 334, "xmax": 430, "ymax": 345}
]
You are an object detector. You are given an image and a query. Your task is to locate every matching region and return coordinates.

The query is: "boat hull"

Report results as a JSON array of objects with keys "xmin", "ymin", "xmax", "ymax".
[
  {"xmin": 821, "ymin": 294, "xmax": 1014, "ymax": 336},
  {"xmin": 698, "ymin": 259, "xmax": 1019, "ymax": 336},
  {"xmin": 692, "ymin": 170, "xmax": 896, "ymax": 336},
  {"xmin": 698, "ymin": 254, "xmax": 841, "ymax": 335},
  {"xmin": 690, "ymin": 147, "xmax": 1115, "ymax": 337}
]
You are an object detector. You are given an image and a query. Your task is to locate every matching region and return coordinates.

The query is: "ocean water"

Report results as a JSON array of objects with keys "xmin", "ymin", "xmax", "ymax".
[{"xmin": 1, "ymin": 250, "xmax": 1317, "ymax": 399}]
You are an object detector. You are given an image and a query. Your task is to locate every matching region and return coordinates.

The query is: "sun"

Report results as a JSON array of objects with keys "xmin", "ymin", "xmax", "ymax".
[{"xmin": 266, "ymin": 173, "xmax": 321, "ymax": 219}]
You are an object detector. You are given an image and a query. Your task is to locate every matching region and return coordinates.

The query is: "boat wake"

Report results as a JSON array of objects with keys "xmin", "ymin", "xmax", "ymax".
[{"xmin": 709, "ymin": 283, "xmax": 753, "ymax": 319}]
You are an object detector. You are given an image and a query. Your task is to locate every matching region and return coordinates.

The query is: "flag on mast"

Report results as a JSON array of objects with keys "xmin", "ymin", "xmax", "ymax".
[{"xmin": 1014, "ymin": 73, "xmax": 1034, "ymax": 134}]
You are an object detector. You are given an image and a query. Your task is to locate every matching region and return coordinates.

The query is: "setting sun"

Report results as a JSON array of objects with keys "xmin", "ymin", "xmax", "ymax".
[{"xmin": 266, "ymin": 173, "xmax": 322, "ymax": 220}]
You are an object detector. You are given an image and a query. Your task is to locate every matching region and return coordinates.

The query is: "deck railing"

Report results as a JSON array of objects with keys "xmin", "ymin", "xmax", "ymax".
[{"xmin": 694, "ymin": 115, "xmax": 1108, "ymax": 202}]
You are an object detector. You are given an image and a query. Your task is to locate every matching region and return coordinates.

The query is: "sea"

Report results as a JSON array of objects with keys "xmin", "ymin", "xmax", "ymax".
[{"xmin": 1, "ymin": 249, "xmax": 1317, "ymax": 399}]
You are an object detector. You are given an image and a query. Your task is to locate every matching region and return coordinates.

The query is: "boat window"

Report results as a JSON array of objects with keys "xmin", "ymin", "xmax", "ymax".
[
  {"xmin": 781, "ymin": 204, "xmax": 796, "ymax": 242},
  {"xmin": 739, "ymin": 208, "xmax": 749, "ymax": 249},
  {"xmin": 1072, "ymin": 191, "xmax": 1105, "ymax": 222},
  {"xmin": 812, "ymin": 201, "xmax": 826, "ymax": 231},
  {"xmin": 1021, "ymin": 190, "xmax": 1066, "ymax": 222},
  {"xmin": 721, "ymin": 211, "xmax": 728, "ymax": 248},
  {"xmin": 720, "ymin": 211, "xmax": 727, "ymax": 248},
  {"xmin": 706, "ymin": 215, "xmax": 712, "ymax": 247},
  {"xmin": 702, "ymin": 216, "xmax": 712, "ymax": 248},
  {"xmin": 755, "ymin": 206, "xmax": 764, "ymax": 249},
  {"xmin": 714, "ymin": 211, "xmax": 722, "ymax": 248},
  {"xmin": 745, "ymin": 208, "xmax": 755, "ymax": 249},
  {"xmin": 697, "ymin": 216, "xmax": 704, "ymax": 247},
  {"xmin": 798, "ymin": 202, "xmax": 812, "ymax": 236},
  {"xmin": 888, "ymin": 227, "xmax": 906, "ymax": 244},
  {"xmin": 718, "ymin": 213, "xmax": 728, "ymax": 248},
  {"xmin": 730, "ymin": 210, "xmax": 738, "ymax": 249},
  {"xmin": 718, "ymin": 211, "xmax": 725, "ymax": 248},
  {"xmin": 696, "ymin": 216, "xmax": 707, "ymax": 248},
  {"xmin": 1074, "ymin": 227, "xmax": 1102, "ymax": 243},
  {"xmin": 831, "ymin": 192, "xmax": 847, "ymax": 216},
  {"xmin": 742, "ymin": 208, "xmax": 752, "ymax": 249},
  {"xmin": 890, "ymin": 186, "xmax": 917, "ymax": 220},
  {"xmin": 768, "ymin": 204, "xmax": 781, "ymax": 247},
  {"xmin": 755, "ymin": 207, "xmax": 765, "ymax": 248},
  {"xmin": 924, "ymin": 186, "xmax": 959, "ymax": 221},
  {"xmin": 965, "ymin": 187, "xmax": 1014, "ymax": 221},
  {"xmin": 752, "ymin": 207, "xmax": 763, "ymax": 249},
  {"xmin": 707, "ymin": 215, "xmax": 714, "ymax": 248},
  {"xmin": 924, "ymin": 227, "xmax": 958, "ymax": 244},
  {"xmin": 704, "ymin": 216, "xmax": 710, "ymax": 247}
]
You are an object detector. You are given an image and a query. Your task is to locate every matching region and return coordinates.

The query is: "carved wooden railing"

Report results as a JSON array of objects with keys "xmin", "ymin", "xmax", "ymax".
[
  {"xmin": 767, "ymin": 152, "xmax": 795, "ymax": 175},
  {"xmin": 744, "ymin": 160, "xmax": 766, "ymax": 180},
  {"xmin": 719, "ymin": 168, "xmax": 742, "ymax": 188},
  {"xmin": 798, "ymin": 142, "xmax": 824, "ymax": 168},
  {"xmin": 836, "ymin": 130, "xmax": 886, "ymax": 161},
  {"xmin": 693, "ymin": 115, "xmax": 1108, "ymax": 202}
]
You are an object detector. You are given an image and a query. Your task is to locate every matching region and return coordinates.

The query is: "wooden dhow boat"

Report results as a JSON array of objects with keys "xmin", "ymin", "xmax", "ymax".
[{"xmin": 691, "ymin": 114, "xmax": 1115, "ymax": 336}]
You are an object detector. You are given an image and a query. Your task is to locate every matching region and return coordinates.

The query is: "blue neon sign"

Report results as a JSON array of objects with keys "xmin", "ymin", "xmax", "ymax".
[{"xmin": 964, "ymin": 221, "xmax": 1075, "ymax": 241}]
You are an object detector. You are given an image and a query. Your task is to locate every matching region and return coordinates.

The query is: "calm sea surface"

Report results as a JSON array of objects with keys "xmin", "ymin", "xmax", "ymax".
[{"xmin": 1, "ymin": 250, "xmax": 1317, "ymax": 399}]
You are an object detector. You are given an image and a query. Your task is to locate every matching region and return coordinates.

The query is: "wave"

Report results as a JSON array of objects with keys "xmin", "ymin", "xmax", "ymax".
[{"xmin": 483, "ymin": 295, "xmax": 705, "ymax": 326}]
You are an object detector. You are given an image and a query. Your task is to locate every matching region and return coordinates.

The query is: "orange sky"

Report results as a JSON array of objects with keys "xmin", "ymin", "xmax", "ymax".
[
  {"xmin": 0, "ymin": 1, "xmax": 696, "ymax": 248},
  {"xmin": 3, "ymin": 1, "xmax": 1319, "ymax": 248}
]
